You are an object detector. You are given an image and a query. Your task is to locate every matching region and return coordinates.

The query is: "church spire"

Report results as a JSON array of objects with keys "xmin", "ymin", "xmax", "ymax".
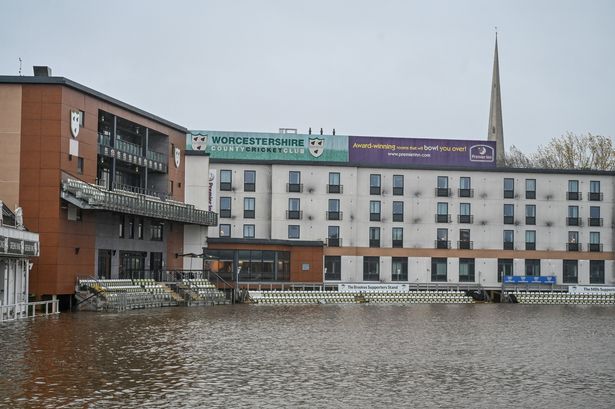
[{"xmin": 488, "ymin": 30, "xmax": 505, "ymax": 166}]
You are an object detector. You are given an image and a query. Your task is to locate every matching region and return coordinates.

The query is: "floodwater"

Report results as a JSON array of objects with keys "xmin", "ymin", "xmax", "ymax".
[{"xmin": 1, "ymin": 304, "xmax": 614, "ymax": 408}]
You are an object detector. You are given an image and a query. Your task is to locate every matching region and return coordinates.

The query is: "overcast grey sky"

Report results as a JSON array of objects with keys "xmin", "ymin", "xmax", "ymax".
[{"xmin": 1, "ymin": 0, "xmax": 613, "ymax": 152}]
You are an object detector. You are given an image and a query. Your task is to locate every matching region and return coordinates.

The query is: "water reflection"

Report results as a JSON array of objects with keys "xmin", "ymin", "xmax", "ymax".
[{"xmin": 1, "ymin": 305, "xmax": 614, "ymax": 408}]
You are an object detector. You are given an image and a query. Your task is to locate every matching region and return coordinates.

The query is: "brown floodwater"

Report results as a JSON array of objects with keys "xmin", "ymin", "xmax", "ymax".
[{"xmin": 1, "ymin": 304, "xmax": 614, "ymax": 408}]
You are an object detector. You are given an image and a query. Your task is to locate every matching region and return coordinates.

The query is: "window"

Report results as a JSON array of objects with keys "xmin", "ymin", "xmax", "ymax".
[
  {"xmin": 128, "ymin": 217, "xmax": 135, "ymax": 239},
  {"xmin": 589, "ymin": 181, "xmax": 602, "ymax": 201},
  {"xmin": 370, "ymin": 201, "xmax": 381, "ymax": 221},
  {"xmin": 288, "ymin": 225, "xmax": 300, "ymax": 239},
  {"xmin": 325, "ymin": 256, "xmax": 342, "ymax": 280},
  {"xmin": 77, "ymin": 157, "xmax": 84, "ymax": 174},
  {"xmin": 459, "ymin": 258, "xmax": 475, "ymax": 282},
  {"xmin": 243, "ymin": 224, "xmax": 255, "ymax": 238},
  {"xmin": 567, "ymin": 231, "xmax": 579, "ymax": 251},
  {"xmin": 436, "ymin": 202, "xmax": 449, "ymax": 223},
  {"xmin": 244, "ymin": 170, "xmax": 256, "ymax": 192},
  {"xmin": 369, "ymin": 227, "xmax": 380, "ymax": 248},
  {"xmin": 288, "ymin": 171, "xmax": 302, "ymax": 192},
  {"xmin": 244, "ymin": 197, "xmax": 255, "ymax": 219},
  {"xmin": 137, "ymin": 218, "xmax": 143, "ymax": 239},
  {"xmin": 287, "ymin": 198, "xmax": 301, "ymax": 219},
  {"xmin": 498, "ymin": 259, "xmax": 513, "ymax": 282},
  {"xmin": 503, "ymin": 204, "xmax": 514, "ymax": 224},
  {"xmin": 219, "ymin": 224, "xmax": 231, "ymax": 237},
  {"xmin": 567, "ymin": 180, "xmax": 580, "ymax": 200},
  {"xmin": 567, "ymin": 206, "xmax": 579, "ymax": 226},
  {"xmin": 392, "ymin": 227, "xmax": 403, "ymax": 248},
  {"xmin": 327, "ymin": 199, "xmax": 341, "ymax": 220},
  {"xmin": 220, "ymin": 170, "xmax": 232, "ymax": 191},
  {"xmin": 393, "ymin": 175, "xmax": 404, "ymax": 195},
  {"xmin": 363, "ymin": 256, "xmax": 380, "ymax": 281},
  {"xmin": 119, "ymin": 216, "xmax": 125, "ymax": 238},
  {"xmin": 525, "ymin": 179, "xmax": 536, "ymax": 199},
  {"xmin": 589, "ymin": 206, "xmax": 602, "ymax": 226},
  {"xmin": 504, "ymin": 178, "xmax": 515, "ymax": 198},
  {"xmin": 151, "ymin": 222, "xmax": 163, "ymax": 241},
  {"xmin": 458, "ymin": 203, "xmax": 472, "ymax": 223},
  {"xmin": 392, "ymin": 257, "xmax": 408, "ymax": 281},
  {"xmin": 525, "ymin": 259, "xmax": 541, "ymax": 277},
  {"xmin": 436, "ymin": 176, "xmax": 450, "ymax": 197},
  {"xmin": 563, "ymin": 260, "xmax": 578, "ymax": 284},
  {"xmin": 328, "ymin": 172, "xmax": 341, "ymax": 193},
  {"xmin": 503, "ymin": 230, "xmax": 514, "ymax": 250},
  {"xmin": 436, "ymin": 228, "xmax": 449, "ymax": 249},
  {"xmin": 525, "ymin": 230, "xmax": 536, "ymax": 250},
  {"xmin": 392, "ymin": 201, "xmax": 404, "ymax": 222},
  {"xmin": 590, "ymin": 260, "xmax": 605, "ymax": 284},
  {"xmin": 525, "ymin": 205, "xmax": 536, "ymax": 225},
  {"xmin": 431, "ymin": 258, "xmax": 447, "ymax": 282},
  {"xmin": 220, "ymin": 197, "xmax": 232, "ymax": 218},
  {"xmin": 459, "ymin": 177, "xmax": 472, "ymax": 197},
  {"xmin": 327, "ymin": 226, "xmax": 340, "ymax": 247},
  {"xmin": 459, "ymin": 229, "xmax": 471, "ymax": 249},
  {"xmin": 589, "ymin": 232, "xmax": 601, "ymax": 252},
  {"xmin": 370, "ymin": 174, "xmax": 381, "ymax": 195}
]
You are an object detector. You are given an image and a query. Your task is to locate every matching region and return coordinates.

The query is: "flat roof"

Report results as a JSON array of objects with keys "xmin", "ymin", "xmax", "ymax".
[{"xmin": 0, "ymin": 75, "xmax": 187, "ymax": 133}]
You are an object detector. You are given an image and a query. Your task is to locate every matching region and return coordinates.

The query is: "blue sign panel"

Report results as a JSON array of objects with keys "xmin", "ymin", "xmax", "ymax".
[{"xmin": 503, "ymin": 276, "xmax": 556, "ymax": 284}]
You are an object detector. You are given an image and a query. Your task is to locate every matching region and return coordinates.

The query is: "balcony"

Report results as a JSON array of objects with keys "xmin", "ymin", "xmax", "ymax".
[
  {"xmin": 458, "ymin": 240, "xmax": 473, "ymax": 250},
  {"xmin": 370, "ymin": 186, "xmax": 381, "ymax": 195},
  {"xmin": 369, "ymin": 239, "xmax": 380, "ymax": 248},
  {"xmin": 327, "ymin": 184, "xmax": 343, "ymax": 194},
  {"xmin": 566, "ymin": 217, "xmax": 581, "ymax": 226},
  {"xmin": 503, "ymin": 242, "xmax": 514, "ymax": 250},
  {"xmin": 458, "ymin": 188, "xmax": 474, "ymax": 198},
  {"xmin": 567, "ymin": 192, "xmax": 582, "ymax": 200},
  {"xmin": 98, "ymin": 133, "xmax": 167, "ymax": 173},
  {"xmin": 588, "ymin": 192, "xmax": 603, "ymax": 201},
  {"xmin": 588, "ymin": 217, "xmax": 603, "ymax": 227},
  {"xmin": 392, "ymin": 213, "xmax": 404, "ymax": 222},
  {"xmin": 61, "ymin": 176, "xmax": 217, "ymax": 226},
  {"xmin": 457, "ymin": 215, "xmax": 473, "ymax": 224},
  {"xmin": 393, "ymin": 187, "xmax": 404, "ymax": 196},
  {"xmin": 435, "ymin": 214, "xmax": 451, "ymax": 223},
  {"xmin": 326, "ymin": 238, "xmax": 341, "ymax": 247},
  {"xmin": 286, "ymin": 210, "xmax": 303, "ymax": 220},
  {"xmin": 392, "ymin": 239, "xmax": 403, "ymax": 248},
  {"xmin": 525, "ymin": 243, "xmax": 536, "ymax": 251},
  {"xmin": 370, "ymin": 212, "xmax": 381, "ymax": 222},
  {"xmin": 326, "ymin": 211, "xmax": 343, "ymax": 221},
  {"xmin": 287, "ymin": 183, "xmax": 303, "ymax": 193},
  {"xmin": 525, "ymin": 216, "xmax": 536, "ymax": 225},
  {"xmin": 435, "ymin": 240, "xmax": 451, "ymax": 249},
  {"xmin": 567, "ymin": 242, "xmax": 581, "ymax": 252},
  {"xmin": 588, "ymin": 243, "xmax": 603, "ymax": 252},
  {"xmin": 435, "ymin": 188, "xmax": 451, "ymax": 197}
]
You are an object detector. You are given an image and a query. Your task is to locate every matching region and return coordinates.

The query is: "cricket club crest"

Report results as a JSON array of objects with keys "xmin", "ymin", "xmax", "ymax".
[
  {"xmin": 308, "ymin": 137, "xmax": 325, "ymax": 158},
  {"xmin": 174, "ymin": 147, "xmax": 181, "ymax": 168},
  {"xmin": 191, "ymin": 133, "xmax": 207, "ymax": 151},
  {"xmin": 70, "ymin": 110, "xmax": 80, "ymax": 138}
]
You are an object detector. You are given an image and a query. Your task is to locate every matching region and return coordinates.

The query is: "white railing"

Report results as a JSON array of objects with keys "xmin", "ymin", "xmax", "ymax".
[{"xmin": 0, "ymin": 300, "xmax": 60, "ymax": 322}]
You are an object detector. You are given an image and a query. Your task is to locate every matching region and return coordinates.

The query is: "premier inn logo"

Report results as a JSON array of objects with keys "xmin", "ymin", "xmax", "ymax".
[
  {"xmin": 70, "ymin": 110, "xmax": 80, "ymax": 138},
  {"xmin": 469, "ymin": 144, "xmax": 495, "ymax": 162},
  {"xmin": 192, "ymin": 134, "xmax": 207, "ymax": 151},
  {"xmin": 308, "ymin": 137, "xmax": 325, "ymax": 158}
]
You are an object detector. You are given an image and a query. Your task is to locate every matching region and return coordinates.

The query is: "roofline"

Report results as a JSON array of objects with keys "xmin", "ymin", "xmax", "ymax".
[{"xmin": 0, "ymin": 75, "xmax": 187, "ymax": 133}]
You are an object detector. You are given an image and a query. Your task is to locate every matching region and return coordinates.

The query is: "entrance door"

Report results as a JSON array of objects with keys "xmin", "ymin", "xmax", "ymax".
[
  {"xmin": 150, "ymin": 252, "xmax": 163, "ymax": 281},
  {"xmin": 120, "ymin": 251, "xmax": 146, "ymax": 279},
  {"xmin": 97, "ymin": 249, "xmax": 112, "ymax": 279}
]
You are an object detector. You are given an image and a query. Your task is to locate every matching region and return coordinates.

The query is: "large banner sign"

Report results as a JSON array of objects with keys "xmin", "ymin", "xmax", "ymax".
[
  {"xmin": 188, "ymin": 131, "xmax": 348, "ymax": 162},
  {"xmin": 338, "ymin": 283, "xmax": 409, "ymax": 293},
  {"xmin": 349, "ymin": 136, "xmax": 496, "ymax": 167},
  {"xmin": 504, "ymin": 276, "xmax": 556, "ymax": 284},
  {"xmin": 568, "ymin": 286, "xmax": 615, "ymax": 295}
]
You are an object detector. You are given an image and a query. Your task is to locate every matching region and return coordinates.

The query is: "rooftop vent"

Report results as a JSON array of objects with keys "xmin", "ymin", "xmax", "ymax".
[{"xmin": 33, "ymin": 66, "xmax": 52, "ymax": 77}]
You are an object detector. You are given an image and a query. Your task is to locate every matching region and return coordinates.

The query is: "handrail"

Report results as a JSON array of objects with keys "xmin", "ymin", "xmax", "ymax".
[{"xmin": 0, "ymin": 300, "xmax": 60, "ymax": 322}]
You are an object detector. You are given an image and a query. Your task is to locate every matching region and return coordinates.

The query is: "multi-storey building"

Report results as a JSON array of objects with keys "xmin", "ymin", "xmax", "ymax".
[
  {"xmin": 0, "ymin": 68, "xmax": 217, "ymax": 308},
  {"xmin": 185, "ymin": 130, "xmax": 614, "ymax": 290}
]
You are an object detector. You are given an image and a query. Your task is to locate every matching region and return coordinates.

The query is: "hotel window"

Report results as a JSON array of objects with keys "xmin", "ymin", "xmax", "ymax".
[
  {"xmin": 370, "ymin": 201, "xmax": 381, "ymax": 221},
  {"xmin": 525, "ymin": 230, "xmax": 536, "ymax": 250},
  {"xmin": 370, "ymin": 174, "xmax": 381, "ymax": 195},
  {"xmin": 327, "ymin": 226, "xmax": 340, "ymax": 247},
  {"xmin": 589, "ymin": 180, "xmax": 602, "ymax": 201},
  {"xmin": 563, "ymin": 260, "xmax": 578, "ymax": 284},
  {"xmin": 220, "ymin": 170, "xmax": 232, "ymax": 191},
  {"xmin": 391, "ymin": 257, "xmax": 408, "ymax": 281},
  {"xmin": 220, "ymin": 197, "xmax": 231, "ymax": 218},
  {"xmin": 151, "ymin": 222, "xmax": 163, "ymax": 241},
  {"xmin": 567, "ymin": 206, "xmax": 579, "ymax": 226},
  {"xmin": 458, "ymin": 203, "xmax": 472, "ymax": 223},
  {"xmin": 287, "ymin": 198, "xmax": 301, "ymax": 219},
  {"xmin": 77, "ymin": 157, "xmax": 84, "ymax": 175},
  {"xmin": 219, "ymin": 224, "xmax": 231, "ymax": 237},
  {"xmin": 244, "ymin": 197, "xmax": 255, "ymax": 219},
  {"xmin": 459, "ymin": 258, "xmax": 475, "ymax": 282},
  {"xmin": 525, "ymin": 259, "xmax": 540, "ymax": 277},
  {"xmin": 525, "ymin": 205, "xmax": 536, "ymax": 225},
  {"xmin": 436, "ymin": 228, "xmax": 449, "ymax": 249},
  {"xmin": 328, "ymin": 172, "xmax": 342, "ymax": 193},
  {"xmin": 369, "ymin": 227, "xmax": 380, "ymax": 248},
  {"xmin": 567, "ymin": 231, "xmax": 579, "ymax": 251},
  {"xmin": 128, "ymin": 217, "xmax": 135, "ymax": 239},
  {"xmin": 137, "ymin": 218, "xmax": 143, "ymax": 239},
  {"xmin": 392, "ymin": 201, "xmax": 404, "ymax": 222},
  {"xmin": 288, "ymin": 225, "xmax": 300, "ymax": 239},
  {"xmin": 243, "ymin": 224, "xmax": 255, "ymax": 239},
  {"xmin": 325, "ymin": 256, "xmax": 342, "ymax": 280},
  {"xmin": 567, "ymin": 180, "xmax": 580, "ymax": 200},
  {"xmin": 589, "ymin": 232, "xmax": 601, "ymax": 252},
  {"xmin": 589, "ymin": 206, "xmax": 602, "ymax": 226},
  {"xmin": 327, "ymin": 199, "xmax": 341, "ymax": 220},
  {"xmin": 288, "ymin": 171, "xmax": 302, "ymax": 192},
  {"xmin": 458, "ymin": 229, "xmax": 471, "ymax": 249},
  {"xmin": 393, "ymin": 175, "xmax": 404, "ymax": 195},
  {"xmin": 244, "ymin": 170, "xmax": 256, "ymax": 192},
  {"xmin": 503, "ymin": 230, "xmax": 514, "ymax": 250},
  {"xmin": 431, "ymin": 258, "xmax": 447, "ymax": 282},
  {"xmin": 119, "ymin": 216, "xmax": 125, "ymax": 238},
  {"xmin": 503, "ymin": 204, "xmax": 514, "ymax": 224},
  {"xmin": 363, "ymin": 256, "xmax": 380, "ymax": 281},
  {"xmin": 459, "ymin": 177, "xmax": 473, "ymax": 197},
  {"xmin": 590, "ymin": 260, "xmax": 605, "ymax": 284},
  {"xmin": 498, "ymin": 259, "xmax": 513, "ymax": 283},
  {"xmin": 436, "ymin": 202, "xmax": 450, "ymax": 223},
  {"xmin": 525, "ymin": 179, "xmax": 536, "ymax": 199},
  {"xmin": 392, "ymin": 227, "xmax": 403, "ymax": 248},
  {"xmin": 504, "ymin": 178, "xmax": 514, "ymax": 198},
  {"xmin": 436, "ymin": 176, "xmax": 450, "ymax": 197}
]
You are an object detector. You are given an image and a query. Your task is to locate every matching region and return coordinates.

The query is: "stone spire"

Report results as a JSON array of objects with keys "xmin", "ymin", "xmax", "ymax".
[{"xmin": 488, "ymin": 32, "xmax": 505, "ymax": 166}]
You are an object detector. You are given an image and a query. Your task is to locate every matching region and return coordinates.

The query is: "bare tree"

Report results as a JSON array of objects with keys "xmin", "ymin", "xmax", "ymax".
[{"xmin": 504, "ymin": 145, "xmax": 532, "ymax": 168}]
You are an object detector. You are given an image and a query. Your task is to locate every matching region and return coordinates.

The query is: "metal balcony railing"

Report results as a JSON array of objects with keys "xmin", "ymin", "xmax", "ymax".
[
  {"xmin": 588, "ymin": 217, "xmax": 603, "ymax": 227},
  {"xmin": 326, "ymin": 238, "xmax": 341, "ymax": 247},
  {"xmin": 435, "ymin": 214, "xmax": 451, "ymax": 223},
  {"xmin": 458, "ymin": 188, "xmax": 474, "ymax": 198},
  {"xmin": 458, "ymin": 215, "xmax": 473, "ymax": 224},
  {"xmin": 436, "ymin": 188, "xmax": 451, "ymax": 197},
  {"xmin": 567, "ymin": 192, "xmax": 582, "ymax": 200},
  {"xmin": 588, "ymin": 243, "xmax": 603, "ymax": 252},
  {"xmin": 457, "ymin": 240, "xmax": 473, "ymax": 249},
  {"xmin": 327, "ymin": 184, "xmax": 343, "ymax": 194},
  {"xmin": 435, "ymin": 240, "xmax": 450, "ymax": 249},
  {"xmin": 588, "ymin": 192, "xmax": 603, "ymax": 201},
  {"xmin": 326, "ymin": 211, "xmax": 343, "ymax": 221},
  {"xmin": 567, "ymin": 243, "xmax": 581, "ymax": 252}
]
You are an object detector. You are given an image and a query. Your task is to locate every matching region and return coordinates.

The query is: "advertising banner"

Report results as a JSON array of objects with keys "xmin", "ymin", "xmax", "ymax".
[
  {"xmin": 568, "ymin": 286, "xmax": 615, "ymax": 295},
  {"xmin": 208, "ymin": 169, "xmax": 217, "ymax": 212},
  {"xmin": 503, "ymin": 276, "xmax": 556, "ymax": 284},
  {"xmin": 188, "ymin": 131, "xmax": 348, "ymax": 162},
  {"xmin": 338, "ymin": 283, "xmax": 409, "ymax": 293},
  {"xmin": 348, "ymin": 136, "xmax": 496, "ymax": 167}
]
